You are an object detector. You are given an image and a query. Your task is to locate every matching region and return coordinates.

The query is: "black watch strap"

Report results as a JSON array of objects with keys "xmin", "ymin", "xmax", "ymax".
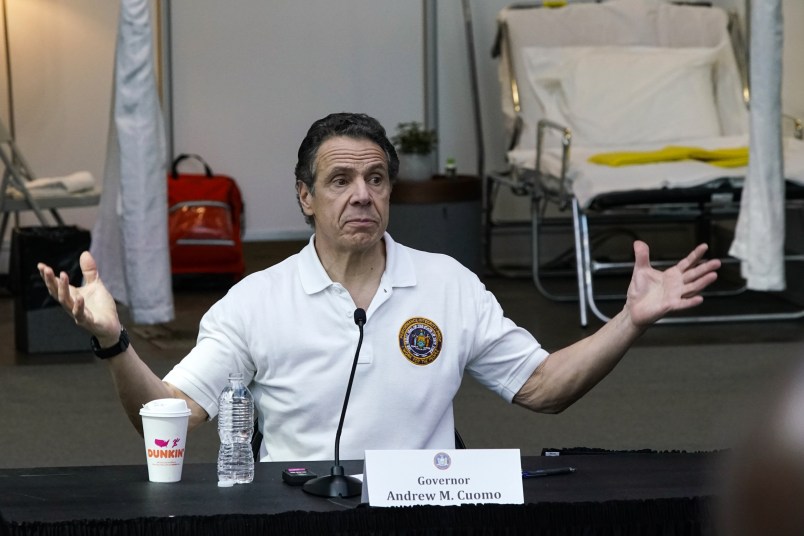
[{"xmin": 90, "ymin": 327, "xmax": 130, "ymax": 359}]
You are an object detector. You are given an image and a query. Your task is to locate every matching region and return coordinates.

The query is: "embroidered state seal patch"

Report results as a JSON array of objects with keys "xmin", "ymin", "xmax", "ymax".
[{"xmin": 398, "ymin": 317, "xmax": 443, "ymax": 366}]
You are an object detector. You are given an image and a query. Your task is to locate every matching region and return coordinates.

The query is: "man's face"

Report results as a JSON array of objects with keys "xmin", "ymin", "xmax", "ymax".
[{"xmin": 298, "ymin": 136, "xmax": 392, "ymax": 255}]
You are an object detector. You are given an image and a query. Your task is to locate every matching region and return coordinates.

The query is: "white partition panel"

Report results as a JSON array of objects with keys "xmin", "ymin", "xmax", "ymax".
[{"xmin": 170, "ymin": 1, "xmax": 424, "ymax": 240}]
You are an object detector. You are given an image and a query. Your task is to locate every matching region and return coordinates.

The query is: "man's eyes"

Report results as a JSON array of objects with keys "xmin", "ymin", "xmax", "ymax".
[
  {"xmin": 331, "ymin": 176, "xmax": 348, "ymax": 186},
  {"xmin": 329, "ymin": 175, "xmax": 385, "ymax": 186}
]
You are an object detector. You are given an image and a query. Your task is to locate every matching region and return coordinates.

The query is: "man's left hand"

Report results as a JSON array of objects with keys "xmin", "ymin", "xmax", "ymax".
[{"xmin": 626, "ymin": 241, "xmax": 721, "ymax": 327}]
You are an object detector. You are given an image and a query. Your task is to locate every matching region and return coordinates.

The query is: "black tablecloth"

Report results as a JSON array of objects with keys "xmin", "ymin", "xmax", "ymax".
[{"xmin": 0, "ymin": 453, "xmax": 721, "ymax": 535}]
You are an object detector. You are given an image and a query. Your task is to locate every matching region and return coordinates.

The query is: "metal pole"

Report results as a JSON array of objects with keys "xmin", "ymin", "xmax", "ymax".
[
  {"xmin": 2, "ymin": 0, "xmax": 14, "ymax": 141},
  {"xmin": 461, "ymin": 0, "xmax": 485, "ymax": 178},
  {"xmin": 157, "ymin": 0, "xmax": 174, "ymax": 164},
  {"xmin": 423, "ymin": 0, "xmax": 439, "ymax": 170}
]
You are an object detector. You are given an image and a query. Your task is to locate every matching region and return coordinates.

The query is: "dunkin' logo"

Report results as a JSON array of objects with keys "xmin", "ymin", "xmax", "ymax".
[{"xmin": 148, "ymin": 437, "xmax": 185, "ymax": 459}]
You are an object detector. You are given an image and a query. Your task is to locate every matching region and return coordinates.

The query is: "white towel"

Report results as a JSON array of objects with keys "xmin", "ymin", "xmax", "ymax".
[
  {"xmin": 5, "ymin": 171, "xmax": 96, "ymax": 200},
  {"xmin": 90, "ymin": 0, "xmax": 174, "ymax": 325},
  {"xmin": 729, "ymin": 0, "xmax": 786, "ymax": 291}
]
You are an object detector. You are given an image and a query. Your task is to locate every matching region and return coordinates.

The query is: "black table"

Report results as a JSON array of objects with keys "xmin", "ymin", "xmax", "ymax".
[{"xmin": 0, "ymin": 453, "xmax": 721, "ymax": 535}]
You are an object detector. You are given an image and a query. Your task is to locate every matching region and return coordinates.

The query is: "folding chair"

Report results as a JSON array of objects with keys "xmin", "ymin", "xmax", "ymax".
[
  {"xmin": 0, "ymin": 118, "xmax": 100, "ymax": 243},
  {"xmin": 480, "ymin": 0, "xmax": 804, "ymax": 326}
]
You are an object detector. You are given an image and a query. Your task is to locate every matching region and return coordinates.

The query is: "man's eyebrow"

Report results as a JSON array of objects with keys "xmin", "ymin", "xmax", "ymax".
[
  {"xmin": 328, "ymin": 166, "xmax": 352, "ymax": 174},
  {"xmin": 365, "ymin": 162, "xmax": 389, "ymax": 173},
  {"xmin": 326, "ymin": 163, "xmax": 388, "ymax": 175}
]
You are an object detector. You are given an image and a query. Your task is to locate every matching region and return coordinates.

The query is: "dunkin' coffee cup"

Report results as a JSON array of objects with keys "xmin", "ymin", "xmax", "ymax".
[{"xmin": 139, "ymin": 398, "xmax": 192, "ymax": 483}]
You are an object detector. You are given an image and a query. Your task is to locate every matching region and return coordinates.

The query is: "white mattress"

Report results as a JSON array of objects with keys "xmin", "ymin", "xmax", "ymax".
[{"xmin": 507, "ymin": 135, "xmax": 804, "ymax": 209}]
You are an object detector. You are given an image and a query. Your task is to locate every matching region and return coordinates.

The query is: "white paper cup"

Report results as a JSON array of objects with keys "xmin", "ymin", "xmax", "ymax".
[{"xmin": 139, "ymin": 398, "xmax": 192, "ymax": 483}]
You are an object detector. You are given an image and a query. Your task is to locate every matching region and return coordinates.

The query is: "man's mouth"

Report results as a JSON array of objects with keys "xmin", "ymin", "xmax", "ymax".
[{"xmin": 345, "ymin": 217, "xmax": 375, "ymax": 225}]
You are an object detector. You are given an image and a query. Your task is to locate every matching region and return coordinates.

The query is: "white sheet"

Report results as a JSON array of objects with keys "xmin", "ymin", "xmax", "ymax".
[
  {"xmin": 91, "ymin": 0, "xmax": 174, "ymax": 324},
  {"xmin": 729, "ymin": 0, "xmax": 786, "ymax": 291},
  {"xmin": 508, "ymin": 135, "xmax": 804, "ymax": 209},
  {"xmin": 522, "ymin": 45, "xmax": 723, "ymax": 147},
  {"xmin": 5, "ymin": 171, "xmax": 96, "ymax": 200},
  {"xmin": 498, "ymin": 0, "xmax": 748, "ymax": 153}
]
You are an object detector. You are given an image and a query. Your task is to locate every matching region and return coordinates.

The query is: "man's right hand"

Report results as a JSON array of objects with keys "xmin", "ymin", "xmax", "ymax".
[
  {"xmin": 39, "ymin": 251, "xmax": 209, "ymax": 435},
  {"xmin": 37, "ymin": 251, "xmax": 121, "ymax": 346}
]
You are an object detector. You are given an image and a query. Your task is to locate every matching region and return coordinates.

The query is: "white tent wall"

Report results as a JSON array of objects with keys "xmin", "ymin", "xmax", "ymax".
[
  {"xmin": 168, "ymin": 0, "xmax": 423, "ymax": 241},
  {"xmin": 0, "ymin": 0, "xmax": 117, "ymax": 270},
  {"xmin": 0, "ymin": 0, "xmax": 801, "ymax": 270},
  {"xmin": 0, "ymin": 0, "xmax": 422, "ymax": 267}
]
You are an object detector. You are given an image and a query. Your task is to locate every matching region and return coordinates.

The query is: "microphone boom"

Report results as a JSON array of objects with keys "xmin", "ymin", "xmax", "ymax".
[{"xmin": 302, "ymin": 308, "xmax": 366, "ymax": 498}]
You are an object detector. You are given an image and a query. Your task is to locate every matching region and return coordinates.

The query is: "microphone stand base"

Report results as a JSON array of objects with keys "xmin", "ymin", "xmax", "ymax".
[{"xmin": 302, "ymin": 473, "xmax": 362, "ymax": 498}]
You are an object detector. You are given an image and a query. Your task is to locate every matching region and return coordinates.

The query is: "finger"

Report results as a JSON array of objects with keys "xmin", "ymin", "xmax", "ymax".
[
  {"xmin": 633, "ymin": 240, "xmax": 651, "ymax": 271},
  {"xmin": 677, "ymin": 295, "xmax": 704, "ymax": 309},
  {"xmin": 57, "ymin": 271, "xmax": 76, "ymax": 311},
  {"xmin": 676, "ymin": 243, "xmax": 710, "ymax": 272},
  {"xmin": 37, "ymin": 263, "xmax": 60, "ymax": 298},
  {"xmin": 681, "ymin": 271, "xmax": 719, "ymax": 299},
  {"xmin": 682, "ymin": 258, "xmax": 722, "ymax": 284},
  {"xmin": 36, "ymin": 262, "xmax": 49, "ymax": 281},
  {"xmin": 79, "ymin": 251, "xmax": 100, "ymax": 285},
  {"xmin": 72, "ymin": 294, "xmax": 93, "ymax": 327}
]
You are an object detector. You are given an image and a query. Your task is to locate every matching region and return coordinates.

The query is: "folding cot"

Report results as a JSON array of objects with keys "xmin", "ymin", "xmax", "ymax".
[{"xmin": 480, "ymin": 0, "xmax": 804, "ymax": 325}]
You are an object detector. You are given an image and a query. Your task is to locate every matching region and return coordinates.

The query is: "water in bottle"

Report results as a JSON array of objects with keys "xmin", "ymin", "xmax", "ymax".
[{"xmin": 217, "ymin": 372, "xmax": 255, "ymax": 486}]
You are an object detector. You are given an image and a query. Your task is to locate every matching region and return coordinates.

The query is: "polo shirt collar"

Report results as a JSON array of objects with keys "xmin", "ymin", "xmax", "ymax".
[
  {"xmin": 383, "ymin": 233, "xmax": 416, "ymax": 288},
  {"xmin": 297, "ymin": 232, "xmax": 416, "ymax": 296}
]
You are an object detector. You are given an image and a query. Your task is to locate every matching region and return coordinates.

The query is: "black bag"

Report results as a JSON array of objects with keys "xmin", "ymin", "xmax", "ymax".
[{"xmin": 10, "ymin": 226, "xmax": 92, "ymax": 354}]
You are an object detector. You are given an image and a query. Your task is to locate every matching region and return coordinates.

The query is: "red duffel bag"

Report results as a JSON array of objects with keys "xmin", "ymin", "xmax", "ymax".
[{"xmin": 168, "ymin": 154, "xmax": 245, "ymax": 280}]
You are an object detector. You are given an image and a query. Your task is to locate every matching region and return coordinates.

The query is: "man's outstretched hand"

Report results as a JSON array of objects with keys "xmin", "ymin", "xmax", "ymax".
[
  {"xmin": 625, "ymin": 241, "xmax": 721, "ymax": 327},
  {"xmin": 37, "ymin": 251, "xmax": 121, "ymax": 345}
]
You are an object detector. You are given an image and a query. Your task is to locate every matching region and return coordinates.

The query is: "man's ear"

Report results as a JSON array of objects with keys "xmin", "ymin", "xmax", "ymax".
[{"xmin": 296, "ymin": 181, "xmax": 314, "ymax": 216}]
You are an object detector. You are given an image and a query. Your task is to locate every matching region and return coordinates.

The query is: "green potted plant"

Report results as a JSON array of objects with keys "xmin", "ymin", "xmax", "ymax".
[{"xmin": 392, "ymin": 121, "xmax": 437, "ymax": 181}]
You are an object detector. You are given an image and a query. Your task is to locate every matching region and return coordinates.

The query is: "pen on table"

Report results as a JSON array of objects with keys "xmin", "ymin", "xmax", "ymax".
[{"xmin": 522, "ymin": 467, "xmax": 576, "ymax": 478}]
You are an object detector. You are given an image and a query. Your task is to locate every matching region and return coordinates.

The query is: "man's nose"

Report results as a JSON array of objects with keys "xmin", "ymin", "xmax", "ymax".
[{"xmin": 350, "ymin": 178, "xmax": 371, "ymax": 204}]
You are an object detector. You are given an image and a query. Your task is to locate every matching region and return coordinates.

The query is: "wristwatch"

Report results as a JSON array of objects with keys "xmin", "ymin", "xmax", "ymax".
[{"xmin": 90, "ymin": 327, "xmax": 130, "ymax": 359}]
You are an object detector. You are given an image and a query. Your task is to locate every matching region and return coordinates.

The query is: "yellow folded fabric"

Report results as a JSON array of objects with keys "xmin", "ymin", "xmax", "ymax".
[
  {"xmin": 588, "ymin": 146, "xmax": 693, "ymax": 166},
  {"xmin": 686, "ymin": 147, "xmax": 749, "ymax": 168},
  {"xmin": 588, "ymin": 146, "xmax": 748, "ymax": 168}
]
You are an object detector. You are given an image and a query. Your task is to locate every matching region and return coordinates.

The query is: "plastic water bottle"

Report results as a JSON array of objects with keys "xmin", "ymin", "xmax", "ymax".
[{"xmin": 216, "ymin": 372, "xmax": 255, "ymax": 486}]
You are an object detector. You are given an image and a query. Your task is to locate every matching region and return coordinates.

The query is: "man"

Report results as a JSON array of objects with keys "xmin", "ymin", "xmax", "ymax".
[{"xmin": 38, "ymin": 112, "xmax": 721, "ymax": 462}]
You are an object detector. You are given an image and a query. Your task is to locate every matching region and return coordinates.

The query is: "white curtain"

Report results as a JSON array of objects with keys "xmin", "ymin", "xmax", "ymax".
[
  {"xmin": 91, "ymin": 0, "xmax": 174, "ymax": 324},
  {"xmin": 729, "ymin": 0, "xmax": 786, "ymax": 291}
]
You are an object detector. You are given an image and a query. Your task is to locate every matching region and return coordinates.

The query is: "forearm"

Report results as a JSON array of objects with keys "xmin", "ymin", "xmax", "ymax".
[
  {"xmin": 38, "ymin": 255, "xmax": 209, "ymax": 433},
  {"xmin": 105, "ymin": 345, "xmax": 185, "ymax": 435},
  {"xmin": 514, "ymin": 308, "xmax": 645, "ymax": 413}
]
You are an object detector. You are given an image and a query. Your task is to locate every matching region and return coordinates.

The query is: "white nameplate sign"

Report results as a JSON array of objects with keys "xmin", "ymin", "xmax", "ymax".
[{"xmin": 362, "ymin": 449, "xmax": 523, "ymax": 506}]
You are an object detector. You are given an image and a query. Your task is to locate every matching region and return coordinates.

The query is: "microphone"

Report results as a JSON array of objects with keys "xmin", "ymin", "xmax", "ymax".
[{"xmin": 302, "ymin": 308, "xmax": 366, "ymax": 498}]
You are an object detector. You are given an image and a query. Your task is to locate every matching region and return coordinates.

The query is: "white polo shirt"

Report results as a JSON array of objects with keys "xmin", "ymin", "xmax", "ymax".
[{"xmin": 163, "ymin": 233, "xmax": 548, "ymax": 461}]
